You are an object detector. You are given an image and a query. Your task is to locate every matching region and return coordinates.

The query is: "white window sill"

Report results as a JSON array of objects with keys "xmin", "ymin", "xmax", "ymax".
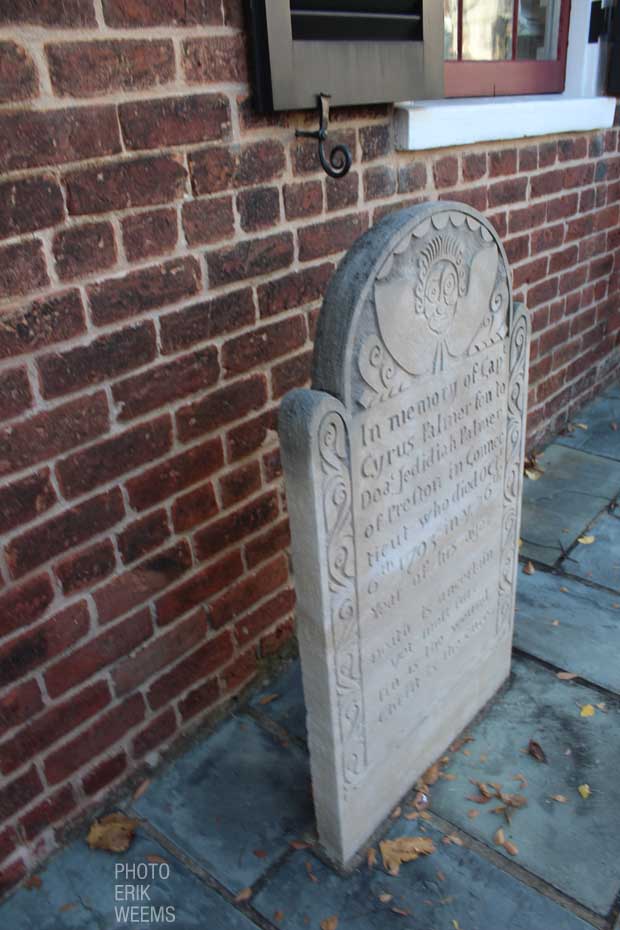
[{"xmin": 394, "ymin": 95, "xmax": 617, "ymax": 152}]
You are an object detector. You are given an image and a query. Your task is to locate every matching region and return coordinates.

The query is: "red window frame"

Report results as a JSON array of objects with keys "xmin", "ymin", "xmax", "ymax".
[{"xmin": 444, "ymin": 0, "xmax": 571, "ymax": 97}]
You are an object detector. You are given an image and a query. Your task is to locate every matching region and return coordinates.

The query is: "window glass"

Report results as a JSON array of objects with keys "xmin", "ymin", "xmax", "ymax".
[
  {"xmin": 462, "ymin": 0, "xmax": 513, "ymax": 60},
  {"xmin": 516, "ymin": 0, "xmax": 562, "ymax": 59},
  {"xmin": 444, "ymin": 0, "xmax": 458, "ymax": 59}
]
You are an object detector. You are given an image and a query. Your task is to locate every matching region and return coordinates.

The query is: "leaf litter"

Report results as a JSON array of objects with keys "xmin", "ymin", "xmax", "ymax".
[
  {"xmin": 379, "ymin": 837, "xmax": 435, "ymax": 876},
  {"xmin": 87, "ymin": 813, "xmax": 139, "ymax": 854}
]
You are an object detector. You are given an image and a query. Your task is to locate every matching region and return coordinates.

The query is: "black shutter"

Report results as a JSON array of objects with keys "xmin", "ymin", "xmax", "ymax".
[
  {"xmin": 609, "ymin": 0, "xmax": 620, "ymax": 95},
  {"xmin": 290, "ymin": 1, "xmax": 423, "ymax": 42}
]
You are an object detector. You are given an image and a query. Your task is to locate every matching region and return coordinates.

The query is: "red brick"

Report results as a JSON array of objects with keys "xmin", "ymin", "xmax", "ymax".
[
  {"xmin": 0, "ymin": 367, "xmax": 32, "ymax": 422},
  {"xmin": 66, "ymin": 155, "xmax": 186, "ymax": 216},
  {"xmin": 488, "ymin": 177, "xmax": 527, "ymax": 207},
  {"xmin": 513, "ymin": 256, "xmax": 548, "ymax": 289},
  {"xmin": 132, "ymin": 708, "xmax": 176, "ymax": 756},
  {"xmin": 359, "ymin": 123, "xmax": 390, "ymax": 161},
  {"xmin": 326, "ymin": 172, "xmax": 359, "ymax": 212},
  {"xmin": 0, "ymin": 1, "xmax": 96, "ymax": 26},
  {"xmin": 245, "ymin": 518, "xmax": 291, "ymax": 569},
  {"xmin": 433, "ymin": 156, "xmax": 458, "ymax": 189},
  {"xmin": 509, "ymin": 202, "xmax": 546, "ymax": 234},
  {"xmin": 177, "ymin": 678, "xmax": 219, "ymax": 721},
  {"xmin": 579, "ymin": 188, "xmax": 595, "ymax": 213},
  {"xmin": 0, "ymin": 469, "xmax": 56, "ymax": 535},
  {"xmin": 590, "ymin": 254, "xmax": 614, "ymax": 280},
  {"xmin": 298, "ymin": 213, "xmax": 367, "ymax": 262},
  {"xmin": 283, "ymin": 181, "xmax": 323, "ymax": 220},
  {"xmin": 258, "ymin": 264, "xmax": 332, "ymax": 318},
  {"xmin": 161, "ymin": 287, "xmax": 255, "ymax": 353},
  {"xmin": 126, "ymin": 438, "xmax": 223, "ymax": 511},
  {"xmin": 172, "ymin": 482, "xmax": 218, "ymax": 532},
  {"xmin": 363, "ymin": 165, "xmax": 397, "ymax": 201},
  {"xmin": 0, "ymin": 680, "xmax": 109, "ymax": 776},
  {"xmin": 224, "ymin": 647, "xmax": 257, "ymax": 693},
  {"xmin": 0, "ymin": 600, "xmax": 89, "ymax": 689},
  {"xmin": 462, "ymin": 152, "xmax": 487, "ymax": 182},
  {"xmin": 47, "ymin": 39, "xmax": 174, "ymax": 97},
  {"xmin": 156, "ymin": 551, "xmax": 243, "ymax": 626},
  {"xmin": 518, "ymin": 146, "xmax": 537, "ymax": 172},
  {"xmin": 235, "ymin": 587, "xmax": 295, "ymax": 647},
  {"xmin": 118, "ymin": 510, "xmax": 170, "ymax": 564},
  {"xmin": 45, "ymin": 693, "xmax": 145, "ymax": 784},
  {"xmin": 56, "ymin": 541, "xmax": 116, "ymax": 594},
  {"xmin": 0, "ymin": 766, "xmax": 42, "ymax": 820},
  {"xmin": 594, "ymin": 204, "xmax": 620, "ymax": 232},
  {"xmin": 38, "ymin": 322, "xmax": 156, "ymax": 399},
  {"xmin": 238, "ymin": 187, "xmax": 280, "ymax": 232},
  {"xmin": 547, "ymin": 193, "xmax": 579, "ymax": 221},
  {"xmin": 182, "ymin": 195, "xmax": 235, "ymax": 245},
  {"xmin": 83, "ymin": 752, "xmax": 127, "ymax": 796},
  {"xmin": 222, "ymin": 315, "xmax": 305, "ymax": 377},
  {"xmin": 559, "ymin": 265, "xmax": 588, "ymax": 295},
  {"xmin": 56, "ymin": 414, "xmax": 172, "ymax": 499},
  {"xmin": 223, "ymin": 0, "xmax": 243, "ymax": 26},
  {"xmin": 182, "ymin": 34, "xmax": 247, "ymax": 83},
  {"xmin": 6, "ymin": 489, "xmax": 125, "ymax": 579},
  {"xmin": 0, "ymin": 105, "xmax": 120, "ymax": 173},
  {"xmin": 528, "ymin": 276, "xmax": 559, "ymax": 308},
  {"xmin": 207, "ymin": 554, "xmax": 288, "ymax": 629},
  {"xmin": 292, "ymin": 131, "xmax": 356, "ymax": 176},
  {"xmin": 0, "ymin": 240, "xmax": 48, "ymax": 300},
  {"xmin": 120, "ymin": 94, "xmax": 230, "ymax": 150},
  {"xmin": 0, "ymin": 175, "xmax": 63, "ymax": 240},
  {"xmin": 94, "ymin": 541, "xmax": 191, "ymax": 625},
  {"xmin": 0, "ymin": 827, "xmax": 16, "ymax": 861},
  {"xmin": 20, "ymin": 784, "xmax": 76, "ymax": 840},
  {"xmin": 0, "ymin": 289, "xmax": 85, "ymax": 361},
  {"xmin": 398, "ymin": 161, "xmax": 427, "ymax": 193},
  {"xmin": 147, "ymin": 632, "xmax": 232, "ymax": 710},
  {"xmin": 550, "ymin": 245, "xmax": 579, "ymax": 274},
  {"xmin": 122, "ymin": 207, "xmax": 178, "ymax": 262},
  {"xmin": 566, "ymin": 214, "xmax": 595, "ymax": 242},
  {"xmin": 564, "ymin": 164, "xmax": 595, "ymax": 188},
  {"xmin": 558, "ymin": 137, "xmax": 588, "ymax": 161},
  {"xmin": 195, "ymin": 491, "xmax": 279, "ymax": 562},
  {"xmin": 53, "ymin": 221, "xmax": 116, "ymax": 281},
  {"xmin": 504, "ymin": 235, "xmax": 529, "ymax": 264},
  {"xmin": 0, "ymin": 680, "xmax": 43, "ymax": 738},
  {"xmin": 88, "ymin": 257, "xmax": 201, "ymax": 327},
  {"xmin": 217, "ymin": 462, "xmax": 259, "ymax": 508},
  {"xmin": 208, "ymin": 232, "xmax": 294, "ymax": 287},
  {"xmin": 272, "ymin": 350, "xmax": 313, "ymax": 398},
  {"xmin": 114, "ymin": 609, "xmax": 206, "ymax": 696},
  {"xmin": 0, "ymin": 392, "xmax": 109, "ymax": 478},
  {"xmin": 113, "ymin": 348, "xmax": 219, "ymax": 421},
  {"xmin": 489, "ymin": 148, "xmax": 517, "ymax": 177},
  {"xmin": 45, "ymin": 609, "xmax": 151, "ymax": 699},
  {"xmin": 103, "ymin": 0, "xmax": 221, "ymax": 26},
  {"xmin": 0, "ymin": 860, "xmax": 26, "ymax": 897},
  {"xmin": 189, "ymin": 140, "xmax": 286, "ymax": 194},
  {"xmin": 176, "ymin": 374, "xmax": 267, "ymax": 443},
  {"xmin": 538, "ymin": 141, "xmax": 557, "ymax": 167},
  {"xmin": 227, "ymin": 408, "xmax": 277, "ymax": 462},
  {"xmin": 0, "ymin": 575, "xmax": 54, "ymax": 639},
  {"xmin": 531, "ymin": 223, "xmax": 564, "ymax": 254}
]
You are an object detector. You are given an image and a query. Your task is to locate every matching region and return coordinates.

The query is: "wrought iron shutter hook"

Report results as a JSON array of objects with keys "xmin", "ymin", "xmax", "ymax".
[{"xmin": 295, "ymin": 93, "xmax": 352, "ymax": 179}]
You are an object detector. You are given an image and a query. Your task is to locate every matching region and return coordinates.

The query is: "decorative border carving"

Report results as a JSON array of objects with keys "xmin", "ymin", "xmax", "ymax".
[
  {"xmin": 318, "ymin": 411, "xmax": 367, "ymax": 788},
  {"xmin": 497, "ymin": 307, "xmax": 529, "ymax": 635}
]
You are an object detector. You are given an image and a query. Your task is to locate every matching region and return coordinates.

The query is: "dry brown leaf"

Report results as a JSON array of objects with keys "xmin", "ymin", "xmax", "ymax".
[
  {"xmin": 235, "ymin": 888, "xmax": 253, "ymax": 903},
  {"xmin": 305, "ymin": 861, "xmax": 318, "ymax": 883},
  {"xmin": 391, "ymin": 806, "xmax": 402, "ymax": 819},
  {"xmin": 258, "ymin": 693, "xmax": 279, "ymax": 705},
  {"xmin": 146, "ymin": 855, "xmax": 167, "ymax": 864},
  {"xmin": 441, "ymin": 772, "xmax": 457, "ymax": 781},
  {"xmin": 320, "ymin": 916, "xmax": 338, "ymax": 930},
  {"xmin": 24, "ymin": 875, "xmax": 42, "ymax": 890},
  {"xmin": 467, "ymin": 809, "xmax": 480, "ymax": 819},
  {"xmin": 273, "ymin": 911, "xmax": 284, "ymax": 923},
  {"xmin": 253, "ymin": 849, "xmax": 268, "ymax": 859},
  {"xmin": 450, "ymin": 735, "xmax": 474, "ymax": 752},
  {"xmin": 419, "ymin": 811, "xmax": 432, "ymax": 821},
  {"xmin": 574, "ymin": 422, "xmax": 588, "ymax": 430},
  {"xmin": 367, "ymin": 847, "xmax": 377, "ymax": 869},
  {"xmin": 513, "ymin": 774, "xmax": 528, "ymax": 788},
  {"xmin": 404, "ymin": 811, "xmax": 419, "ymax": 821},
  {"xmin": 523, "ymin": 561, "xmax": 536, "ymax": 575},
  {"xmin": 437, "ymin": 869, "xmax": 446, "ymax": 882},
  {"xmin": 59, "ymin": 903, "xmax": 77, "ymax": 913},
  {"xmin": 551, "ymin": 794, "xmax": 568, "ymax": 803},
  {"xmin": 557, "ymin": 672, "xmax": 578, "ymax": 680},
  {"xmin": 467, "ymin": 794, "xmax": 492, "ymax": 805},
  {"xmin": 290, "ymin": 839, "xmax": 310, "ymax": 850},
  {"xmin": 580, "ymin": 704, "xmax": 595, "ymax": 717},
  {"xmin": 443, "ymin": 833, "xmax": 463, "ymax": 846},
  {"xmin": 527, "ymin": 739, "xmax": 547, "ymax": 763},
  {"xmin": 414, "ymin": 790, "xmax": 429, "ymax": 810},
  {"xmin": 578, "ymin": 535, "xmax": 595, "ymax": 545},
  {"xmin": 559, "ymin": 586, "xmax": 569, "ymax": 593},
  {"xmin": 611, "ymin": 422, "xmax": 618, "ymax": 431},
  {"xmin": 551, "ymin": 620, "xmax": 560, "ymax": 627},
  {"xmin": 379, "ymin": 836, "xmax": 435, "ymax": 876},
  {"xmin": 494, "ymin": 828, "xmax": 505, "ymax": 846},
  {"xmin": 87, "ymin": 813, "xmax": 139, "ymax": 854},
  {"xmin": 379, "ymin": 893, "xmax": 393, "ymax": 903},
  {"xmin": 391, "ymin": 906, "xmax": 410, "ymax": 916},
  {"xmin": 132, "ymin": 779, "xmax": 150, "ymax": 801},
  {"xmin": 423, "ymin": 763, "xmax": 441, "ymax": 785},
  {"xmin": 503, "ymin": 840, "xmax": 518, "ymax": 856},
  {"xmin": 578, "ymin": 784, "xmax": 591, "ymax": 799}
]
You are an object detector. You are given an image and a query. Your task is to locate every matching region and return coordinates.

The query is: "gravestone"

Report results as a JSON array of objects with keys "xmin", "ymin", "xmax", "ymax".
[{"xmin": 279, "ymin": 202, "xmax": 530, "ymax": 867}]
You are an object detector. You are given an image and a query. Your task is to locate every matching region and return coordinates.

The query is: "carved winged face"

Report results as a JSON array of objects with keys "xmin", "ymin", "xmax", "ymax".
[{"xmin": 422, "ymin": 259, "xmax": 460, "ymax": 335}]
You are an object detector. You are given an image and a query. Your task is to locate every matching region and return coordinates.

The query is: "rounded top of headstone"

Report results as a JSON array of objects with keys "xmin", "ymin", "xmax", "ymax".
[{"xmin": 312, "ymin": 201, "xmax": 512, "ymax": 410}]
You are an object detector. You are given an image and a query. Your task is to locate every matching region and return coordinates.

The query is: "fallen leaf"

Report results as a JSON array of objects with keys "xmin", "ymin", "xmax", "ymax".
[
  {"xmin": 320, "ymin": 917, "xmax": 338, "ymax": 930},
  {"xmin": 367, "ymin": 847, "xmax": 377, "ymax": 869},
  {"xmin": 523, "ymin": 561, "xmax": 536, "ymax": 575},
  {"xmin": 450, "ymin": 735, "xmax": 474, "ymax": 752},
  {"xmin": 453, "ymin": 920, "xmax": 461, "ymax": 930},
  {"xmin": 253, "ymin": 849, "xmax": 268, "ymax": 859},
  {"xmin": 527, "ymin": 739, "xmax": 547, "ymax": 763},
  {"xmin": 513, "ymin": 774, "xmax": 528, "ymax": 788},
  {"xmin": 494, "ymin": 828, "xmax": 505, "ymax": 846},
  {"xmin": 414, "ymin": 790, "xmax": 429, "ymax": 810},
  {"xmin": 379, "ymin": 836, "xmax": 435, "ymax": 876},
  {"xmin": 305, "ymin": 861, "xmax": 318, "ymax": 883},
  {"xmin": 404, "ymin": 811, "xmax": 419, "ymax": 821},
  {"xmin": 596, "ymin": 702, "xmax": 607, "ymax": 711},
  {"xmin": 462, "ymin": 749, "xmax": 471, "ymax": 757},
  {"xmin": 378, "ymin": 893, "xmax": 393, "ymax": 903},
  {"xmin": 24, "ymin": 875, "xmax": 42, "ymax": 890},
  {"xmin": 258, "ymin": 693, "xmax": 279, "ymax": 706},
  {"xmin": 578, "ymin": 535, "xmax": 595, "ymax": 545},
  {"xmin": 580, "ymin": 704, "xmax": 595, "ymax": 717},
  {"xmin": 235, "ymin": 888, "xmax": 253, "ymax": 903},
  {"xmin": 59, "ymin": 903, "xmax": 77, "ymax": 913},
  {"xmin": 441, "ymin": 772, "xmax": 457, "ymax": 781},
  {"xmin": 422, "ymin": 763, "xmax": 441, "ymax": 785},
  {"xmin": 551, "ymin": 620, "xmax": 560, "ymax": 627},
  {"xmin": 503, "ymin": 840, "xmax": 518, "ymax": 856},
  {"xmin": 274, "ymin": 911, "xmax": 285, "ymax": 923},
  {"xmin": 132, "ymin": 779, "xmax": 151, "ymax": 801},
  {"xmin": 146, "ymin": 855, "xmax": 167, "ymax": 864},
  {"xmin": 391, "ymin": 906, "xmax": 410, "ymax": 916},
  {"xmin": 578, "ymin": 784, "xmax": 591, "ymax": 799},
  {"xmin": 420, "ymin": 811, "xmax": 432, "ymax": 821},
  {"xmin": 524, "ymin": 467, "xmax": 542, "ymax": 480},
  {"xmin": 467, "ymin": 809, "xmax": 480, "ymax": 819},
  {"xmin": 290, "ymin": 840, "xmax": 310, "ymax": 850},
  {"xmin": 559, "ymin": 586, "xmax": 569, "ymax": 593},
  {"xmin": 391, "ymin": 806, "xmax": 402, "ymax": 819},
  {"xmin": 443, "ymin": 834, "xmax": 463, "ymax": 846},
  {"xmin": 87, "ymin": 812, "xmax": 139, "ymax": 854},
  {"xmin": 557, "ymin": 672, "xmax": 578, "ymax": 680},
  {"xmin": 574, "ymin": 422, "xmax": 588, "ymax": 430},
  {"xmin": 551, "ymin": 794, "xmax": 568, "ymax": 803},
  {"xmin": 437, "ymin": 869, "xmax": 446, "ymax": 881},
  {"xmin": 611, "ymin": 422, "xmax": 618, "ymax": 431}
]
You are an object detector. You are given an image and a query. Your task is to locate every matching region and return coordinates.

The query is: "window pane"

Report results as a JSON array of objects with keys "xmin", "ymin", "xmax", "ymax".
[
  {"xmin": 444, "ymin": 0, "xmax": 458, "ymax": 59},
  {"xmin": 516, "ymin": 0, "xmax": 561, "ymax": 59},
  {"xmin": 462, "ymin": 0, "xmax": 514, "ymax": 61}
]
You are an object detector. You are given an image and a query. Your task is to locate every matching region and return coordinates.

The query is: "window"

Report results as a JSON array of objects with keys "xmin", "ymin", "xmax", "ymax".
[{"xmin": 443, "ymin": 0, "xmax": 571, "ymax": 96}]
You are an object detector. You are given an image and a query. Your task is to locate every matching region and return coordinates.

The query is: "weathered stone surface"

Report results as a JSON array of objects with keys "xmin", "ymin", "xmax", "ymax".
[{"xmin": 279, "ymin": 202, "xmax": 530, "ymax": 865}]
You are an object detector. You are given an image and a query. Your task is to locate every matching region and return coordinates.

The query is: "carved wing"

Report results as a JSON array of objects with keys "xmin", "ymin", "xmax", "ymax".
[{"xmin": 447, "ymin": 243, "xmax": 499, "ymax": 357}]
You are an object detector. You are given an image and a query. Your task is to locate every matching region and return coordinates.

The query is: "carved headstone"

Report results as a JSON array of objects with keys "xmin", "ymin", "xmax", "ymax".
[{"xmin": 279, "ymin": 202, "xmax": 530, "ymax": 866}]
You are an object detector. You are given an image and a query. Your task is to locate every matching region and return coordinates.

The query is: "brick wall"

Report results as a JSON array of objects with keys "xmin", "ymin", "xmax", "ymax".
[{"xmin": 0, "ymin": 0, "xmax": 619, "ymax": 895}]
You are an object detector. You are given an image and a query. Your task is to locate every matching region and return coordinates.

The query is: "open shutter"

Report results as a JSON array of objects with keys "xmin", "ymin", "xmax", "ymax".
[{"xmin": 247, "ymin": 0, "xmax": 444, "ymax": 112}]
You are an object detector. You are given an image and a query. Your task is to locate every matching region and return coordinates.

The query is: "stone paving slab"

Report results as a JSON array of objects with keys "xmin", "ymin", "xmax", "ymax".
[
  {"xmin": 520, "ymin": 444, "xmax": 620, "ymax": 565},
  {"xmin": 253, "ymin": 820, "xmax": 594, "ymax": 930},
  {"xmin": 133, "ymin": 716, "xmax": 313, "ymax": 895},
  {"xmin": 429, "ymin": 656, "xmax": 620, "ymax": 916},
  {"xmin": 555, "ymin": 395, "xmax": 620, "ymax": 461},
  {"xmin": 0, "ymin": 831, "xmax": 257, "ymax": 930},
  {"xmin": 250, "ymin": 659, "xmax": 307, "ymax": 743},
  {"xmin": 515, "ymin": 568, "xmax": 620, "ymax": 694},
  {"xmin": 563, "ymin": 512, "xmax": 620, "ymax": 593}
]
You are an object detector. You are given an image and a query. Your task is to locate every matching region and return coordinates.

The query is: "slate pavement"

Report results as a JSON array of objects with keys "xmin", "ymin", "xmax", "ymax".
[{"xmin": 3, "ymin": 385, "xmax": 620, "ymax": 929}]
